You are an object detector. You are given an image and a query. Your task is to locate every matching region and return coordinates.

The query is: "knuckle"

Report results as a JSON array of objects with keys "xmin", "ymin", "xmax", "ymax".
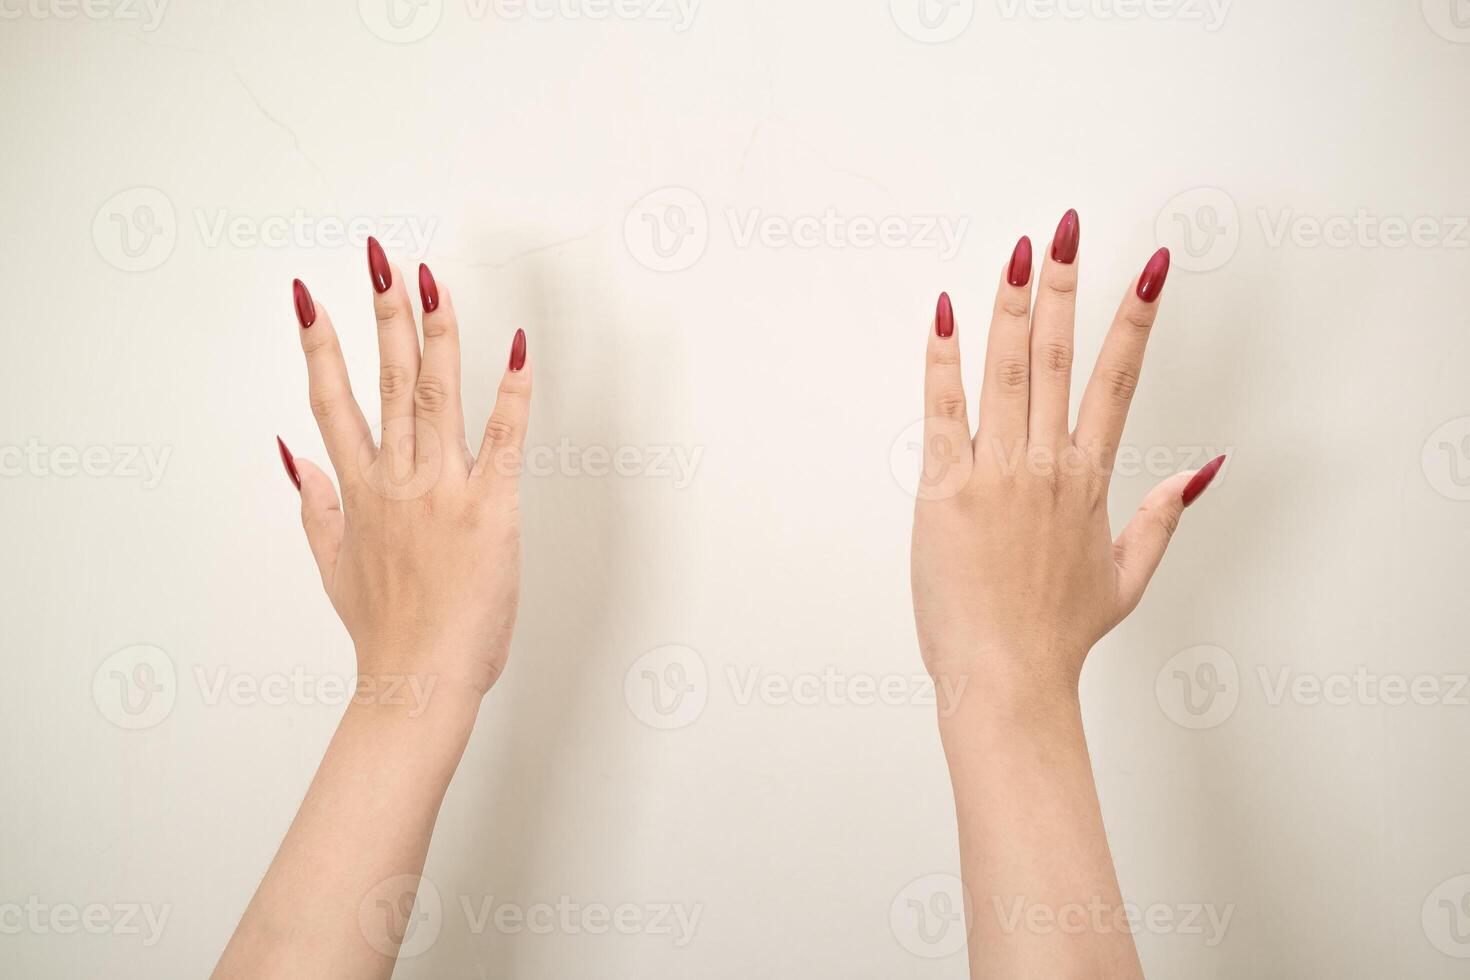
[
  {"xmin": 928, "ymin": 347, "xmax": 962, "ymax": 369},
  {"xmin": 414, "ymin": 375, "xmax": 451, "ymax": 415},
  {"xmin": 309, "ymin": 388, "xmax": 340, "ymax": 423},
  {"xmin": 379, "ymin": 365, "xmax": 413, "ymax": 402},
  {"xmin": 301, "ymin": 331, "xmax": 339, "ymax": 358},
  {"xmin": 375, "ymin": 302, "xmax": 405, "ymax": 328},
  {"xmin": 1102, "ymin": 366, "xmax": 1139, "ymax": 402},
  {"xmin": 999, "ymin": 299, "xmax": 1030, "ymax": 321},
  {"xmin": 932, "ymin": 385, "xmax": 968, "ymax": 421},
  {"xmin": 422, "ymin": 315, "xmax": 453, "ymax": 341},
  {"xmin": 1123, "ymin": 308, "xmax": 1155, "ymax": 332},
  {"xmin": 483, "ymin": 412, "xmax": 517, "ymax": 447},
  {"xmin": 1036, "ymin": 342, "xmax": 1073, "ymax": 376},
  {"xmin": 992, "ymin": 356, "xmax": 1030, "ymax": 392},
  {"xmin": 1042, "ymin": 276, "xmax": 1077, "ymax": 298},
  {"xmin": 1158, "ymin": 506, "xmax": 1181, "ymax": 539}
]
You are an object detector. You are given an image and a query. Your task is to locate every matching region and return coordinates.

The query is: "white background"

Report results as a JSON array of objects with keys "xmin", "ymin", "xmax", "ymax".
[{"xmin": 4, "ymin": 0, "xmax": 1470, "ymax": 976}]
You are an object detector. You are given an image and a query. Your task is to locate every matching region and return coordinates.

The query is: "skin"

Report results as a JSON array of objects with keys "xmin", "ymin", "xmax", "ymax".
[
  {"xmin": 211, "ymin": 256, "xmax": 531, "ymax": 979},
  {"xmin": 912, "ymin": 234, "xmax": 1208, "ymax": 978}
]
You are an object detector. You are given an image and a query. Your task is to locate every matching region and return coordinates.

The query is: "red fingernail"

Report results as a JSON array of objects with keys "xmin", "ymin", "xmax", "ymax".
[
  {"xmin": 1137, "ymin": 247, "xmax": 1171, "ymax": 303},
  {"xmin": 1007, "ymin": 236, "xmax": 1033, "ymax": 287},
  {"xmin": 367, "ymin": 236, "xmax": 392, "ymax": 294},
  {"xmin": 508, "ymin": 328, "xmax": 527, "ymax": 372},
  {"xmin": 292, "ymin": 279, "xmax": 316, "ymax": 329},
  {"xmin": 1051, "ymin": 209, "xmax": 1080, "ymax": 265},
  {"xmin": 936, "ymin": 292, "xmax": 954, "ymax": 338},
  {"xmin": 418, "ymin": 263, "xmax": 439, "ymax": 313},
  {"xmin": 276, "ymin": 436, "xmax": 301, "ymax": 492},
  {"xmin": 1182, "ymin": 454, "xmax": 1226, "ymax": 508}
]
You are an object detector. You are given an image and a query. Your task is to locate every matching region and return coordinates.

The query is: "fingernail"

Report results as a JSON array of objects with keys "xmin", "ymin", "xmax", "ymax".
[
  {"xmin": 1137, "ymin": 247, "xmax": 1171, "ymax": 303},
  {"xmin": 276, "ymin": 436, "xmax": 301, "ymax": 492},
  {"xmin": 292, "ymin": 278, "xmax": 316, "ymax": 329},
  {"xmin": 1182, "ymin": 454, "xmax": 1226, "ymax": 508},
  {"xmin": 1007, "ymin": 236, "xmax": 1033, "ymax": 287},
  {"xmin": 508, "ymin": 328, "xmax": 527, "ymax": 372},
  {"xmin": 418, "ymin": 263, "xmax": 439, "ymax": 313},
  {"xmin": 367, "ymin": 236, "xmax": 392, "ymax": 294},
  {"xmin": 936, "ymin": 292, "xmax": 954, "ymax": 338},
  {"xmin": 1051, "ymin": 209, "xmax": 1080, "ymax": 265}
]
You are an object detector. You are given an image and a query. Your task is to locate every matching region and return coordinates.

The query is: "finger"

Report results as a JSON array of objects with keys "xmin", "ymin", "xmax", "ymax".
[
  {"xmin": 1113, "ymin": 455, "xmax": 1225, "ymax": 614},
  {"xmin": 975, "ymin": 235, "xmax": 1034, "ymax": 467},
  {"xmin": 1028, "ymin": 210, "xmax": 1080, "ymax": 446},
  {"xmin": 295, "ymin": 454, "xmax": 345, "ymax": 591},
  {"xmin": 368, "ymin": 236, "xmax": 421, "ymax": 468},
  {"xmin": 919, "ymin": 291, "xmax": 974, "ymax": 499},
  {"xmin": 294, "ymin": 279, "xmax": 370, "ymax": 485},
  {"xmin": 471, "ymin": 329, "xmax": 532, "ymax": 496},
  {"xmin": 414, "ymin": 263, "xmax": 468, "ymax": 484},
  {"xmin": 1074, "ymin": 247, "xmax": 1171, "ymax": 470}
]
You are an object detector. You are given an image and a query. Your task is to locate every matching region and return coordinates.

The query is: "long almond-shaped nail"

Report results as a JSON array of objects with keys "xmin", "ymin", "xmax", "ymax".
[
  {"xmin": 367, "ymin": 237, "xmax": 391, "ymax": 294},
  {"xmin": 1182, "ymin": 454, "xmax": 1226, "ymax": 508},
  {"xmin": 1137, "ymin": 247, "xmax": 1171, "ymax": 303},
  {"xmin": 292, "ymin": 279, "xmax": 316, "ymax": 329},
  {"xmin": 1051, "ymin": 209, "xmax": 1080, "ymax": 265},
  {"xmin": 276, "ymin": 436, "xmax": 301, "ymax": 492},
  {"xmin": 508, "ymin": 328, "xmax": 527, "ymax": 372},
  {"xmin": 1007, "ymin": 236, "xmax": 1033, "ymax": 287},
  {"xmin": 418, "ymin": 263, "xmax": 439, "ymax": 313},
  {"xmin": 936, "ymin": 292, "xmax": 954, "ymax": 338}
]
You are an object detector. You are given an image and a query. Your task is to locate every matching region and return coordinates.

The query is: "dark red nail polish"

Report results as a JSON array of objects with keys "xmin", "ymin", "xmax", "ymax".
[
  {"xmin": 367, "ymin": 237, "xmax": 391, "ymax": 294},
  {"xmin": 276, "ymin": 436, "xmax": 301, "ymax": 491},
  {"xmin": 1007, "ymin": 236, "xmax": 1033, "ymax": 287},
  {"xmin": 936, "ymin": 292, "xmax": 954, "ymax": 338},
  {"xmin": 1137, "ymin": 247, "xmax": 1171, "ymax": 303},
  {"xmin": 292, "ymin": 279, "xmax": 316, "ymax": 329},
  {"xmin": 1182, "ymin": 454, "xmax": 1226, "ymax": 508},
  {"xmin": 418, "ymin": 263, "xmax": 439, "ymax": 313},
  {"xmin": 508, "ymin": 328, "xmax": 527, "ymax": 372},
  {"xmin": 1051, "ymin": 209, "xmax": 1079, "ymax": 265}
]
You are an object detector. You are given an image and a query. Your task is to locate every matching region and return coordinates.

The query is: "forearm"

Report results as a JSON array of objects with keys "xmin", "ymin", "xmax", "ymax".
[
  {"xmin": 939, "ymin": 663, "xmax": 1143, "ymax": 980},
  {"xmin": 212, "ymin": 677, "xmax": 480, "ymax": 980}
]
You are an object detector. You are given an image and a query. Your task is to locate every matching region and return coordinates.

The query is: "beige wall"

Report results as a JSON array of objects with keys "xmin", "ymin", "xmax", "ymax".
[{"xmin": 4, "ymin": 1, "xmax": 1470, "ymax": 976}]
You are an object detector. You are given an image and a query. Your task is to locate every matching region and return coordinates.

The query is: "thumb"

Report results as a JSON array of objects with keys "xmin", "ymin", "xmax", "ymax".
[
  {"xmin": 1113, "ymin": 455, "xmax": 1227, "ymax": 615},
  {"xmin": 279, "ymin": 438, "xmax": 344, "ymax": 590}
]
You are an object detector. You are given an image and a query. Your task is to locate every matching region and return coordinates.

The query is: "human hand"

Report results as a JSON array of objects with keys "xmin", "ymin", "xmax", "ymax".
[
  {"xmin": 910, "ymin": 212, "xmax": 1224, "ymax": 708},
  {"xmin": 277, "ymin": 238, "xmax": 532, "ymax": 704}
]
